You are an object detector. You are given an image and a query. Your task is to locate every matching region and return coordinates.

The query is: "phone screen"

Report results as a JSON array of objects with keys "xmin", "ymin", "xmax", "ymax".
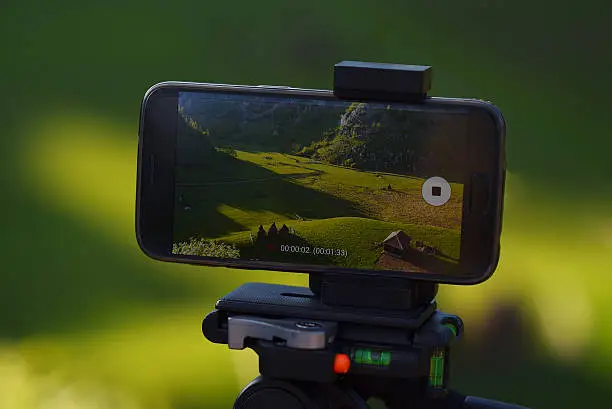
[{"xmin": 171, "ymin": 90, "xmax": 470, "ymax": 275}]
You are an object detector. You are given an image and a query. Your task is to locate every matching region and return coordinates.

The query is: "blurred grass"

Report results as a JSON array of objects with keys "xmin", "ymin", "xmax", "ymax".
[{"xmin": 0, "ymin": 0, "xmax": 611, "ymax": 408}]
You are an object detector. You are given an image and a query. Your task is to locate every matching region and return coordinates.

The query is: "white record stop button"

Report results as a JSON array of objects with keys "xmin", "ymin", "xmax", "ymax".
[{"xmin": 422, "ymin": 177, "xmax": 451, "ymax": 206}]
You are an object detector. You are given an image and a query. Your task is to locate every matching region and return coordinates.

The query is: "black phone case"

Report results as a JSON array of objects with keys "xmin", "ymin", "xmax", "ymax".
[{"xmin": 138, "ymin": 81, "xmax": 506, "ymax": 286}]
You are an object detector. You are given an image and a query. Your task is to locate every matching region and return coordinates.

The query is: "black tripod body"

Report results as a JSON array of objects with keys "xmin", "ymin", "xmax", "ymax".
[{"xmin": 203, "ymin": 281, "xmax": 529, "ymax": 409}]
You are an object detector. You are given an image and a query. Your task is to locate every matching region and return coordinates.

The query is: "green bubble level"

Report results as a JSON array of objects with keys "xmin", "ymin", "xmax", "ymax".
[
  {"xmin": 429, "ymin": 347, "xmax": 446, "ymax": 388},
  {"xmin": 350, "ymin": 348, "xmax": 391, "ymax": 366}
]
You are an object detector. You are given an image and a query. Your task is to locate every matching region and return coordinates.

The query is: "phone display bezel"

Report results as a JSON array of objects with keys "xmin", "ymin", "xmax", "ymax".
[{"xmin": 136, "ymin": 82, "xmax": 506, "ymax": 285}]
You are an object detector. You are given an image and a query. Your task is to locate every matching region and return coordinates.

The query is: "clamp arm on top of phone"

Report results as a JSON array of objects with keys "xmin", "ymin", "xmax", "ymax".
[{"xmin": 333, "ymin": 60, "xmax": 432, "ymax": 103}]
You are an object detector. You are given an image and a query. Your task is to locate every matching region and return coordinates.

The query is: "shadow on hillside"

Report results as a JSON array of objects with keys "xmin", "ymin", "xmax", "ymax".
[{"xmin": 173, "ymin": 151, "xmax": 366, "ymax": 241}]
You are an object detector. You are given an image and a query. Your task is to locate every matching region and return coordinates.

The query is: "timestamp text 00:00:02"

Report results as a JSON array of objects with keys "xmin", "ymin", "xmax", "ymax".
[{"xmin": 279, "ymin": 245, "xmax": 348, "ymax": 257}]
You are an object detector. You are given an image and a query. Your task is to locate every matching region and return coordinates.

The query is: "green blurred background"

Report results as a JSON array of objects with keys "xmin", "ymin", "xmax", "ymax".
[{"xmin": 1, "ymin": 1, "xmax": 611, "ymax": 408}]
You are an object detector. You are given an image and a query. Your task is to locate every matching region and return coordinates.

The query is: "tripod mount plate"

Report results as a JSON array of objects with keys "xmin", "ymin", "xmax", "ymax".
[{"xmin": 213, "ymin": 282, "xmax": 436, "ymax": 329}]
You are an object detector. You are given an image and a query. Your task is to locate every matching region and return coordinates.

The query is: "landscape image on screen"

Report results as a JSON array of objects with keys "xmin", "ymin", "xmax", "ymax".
[{"xmin": 171, "ymin": 91, "xmax": 467, "ymax": 274}]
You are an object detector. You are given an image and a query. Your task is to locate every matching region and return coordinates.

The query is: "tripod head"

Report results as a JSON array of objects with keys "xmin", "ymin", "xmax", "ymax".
[
  {"xmin": 201, "ymin": 61, "xmax": 529, "ymax": 409},
  {"xmin": 203, "ymin": 273, "xmax": 525, "ymax": 409}
]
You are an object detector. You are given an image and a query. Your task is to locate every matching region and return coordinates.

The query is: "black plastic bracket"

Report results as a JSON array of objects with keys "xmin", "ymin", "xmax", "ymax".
[
  {"xmin": 204, "ymin": 282, "xmax": 436, "ymax": 332},
  {"xmin": 309, "ymin": 273, "xmax": 437, "ymax": 311},
  {"xmin": 333, "ymin": 60, "xmax": 432, "ymax": 102}
]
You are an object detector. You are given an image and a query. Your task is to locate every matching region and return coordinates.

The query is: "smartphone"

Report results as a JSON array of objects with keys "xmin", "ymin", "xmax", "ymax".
[{"xmin": 136, "ymin": 82, "xmax": 506, "ymax": 285}]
